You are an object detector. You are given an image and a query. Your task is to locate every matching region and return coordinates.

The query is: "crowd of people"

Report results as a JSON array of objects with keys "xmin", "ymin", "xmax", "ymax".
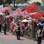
[
  {"xmin": 0, "ymin": 2, "xmax": 44, "ymax": 44},
  {"xmin": 0, "ymin": 15, "xmax": 44, "ymax": 35},
  {"xmin": 13, "ymin": 16, "xmax": 44, "ymax": 44}
]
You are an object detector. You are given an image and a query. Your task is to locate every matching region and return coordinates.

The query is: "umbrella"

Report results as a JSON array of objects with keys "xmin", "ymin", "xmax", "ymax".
[
  {"xmin": 28, "ymin": 17, "xmax": 32, "ymax": 20},
  {"xmin": 1, "ymin": 7, "xmax": 12, "ymax": 13},
  {"xmin": 5, "ymin": 15, "xmax": 10, "ymax": 18},
  {"xmin": 21, "ymin": 19, "xmax": 29, "ymax": 22},
  {"xmin": 5, "ymin": 15, "xmax": 13, "ymax": 19},
  {"xmin": 0, "ymin": 13, "xmax": 4, "ymax": 16},
  {"xmin": 32, "ymin": 12, "xmax": 43, "ymax": 19},
  {"xmin": 15, "ymin": 8, "xmax": 22, "ymax": 15},
  {"xmin": 25, "ymin": 4, "xmax": 38, "ymax": 13}
]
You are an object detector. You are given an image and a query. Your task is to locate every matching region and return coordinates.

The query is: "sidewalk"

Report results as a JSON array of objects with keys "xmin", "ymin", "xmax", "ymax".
[
  {"xmin": 0, "ymin": 32, "xmax": 44, "ymax": 44},
  {"xmin": 0, "ymin": 32, "xmax": 37, "ymax": 44}
]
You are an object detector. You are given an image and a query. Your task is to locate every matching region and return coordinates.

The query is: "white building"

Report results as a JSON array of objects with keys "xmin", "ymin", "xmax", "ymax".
[{"xmin": 27, "ymin": 0, "xmax": 42, "ymax": 3}]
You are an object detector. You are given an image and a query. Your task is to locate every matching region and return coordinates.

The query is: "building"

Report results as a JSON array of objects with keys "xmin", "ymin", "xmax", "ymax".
[{"xmin": 27, "ymin": 0, "xmax": 42, "ymax": 3}]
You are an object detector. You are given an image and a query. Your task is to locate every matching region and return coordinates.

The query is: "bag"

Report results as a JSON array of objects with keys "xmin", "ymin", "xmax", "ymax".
[{"xmin": 37, "ymin": 30, "xmax": 43, "ymax": 37}]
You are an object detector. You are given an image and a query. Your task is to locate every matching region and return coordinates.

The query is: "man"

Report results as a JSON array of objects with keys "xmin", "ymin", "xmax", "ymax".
[
  {"xmin": 32, "ymin": 21, "xmax": 37, "ymax": 40},
  {"xmin": 37, "ymin": 21, "xmax": 43, "ymax": 44},
  {"xmin": 0, "ymin": 23, "xmax": 2, "ymax": 32},
  {"xmin": 3, "ymin": 20, "xmax": 7, "ymax": 35},
  {"xmin": 16, "ymin": 24, "xmax": 20, "ymax": 40},
  {"xmin": 0, "ymin": 16, "xmax": 2, "ymax": 32},
  {"xmin": 37, "ymin": 29, "xmax": 43, "ymax": 44}
]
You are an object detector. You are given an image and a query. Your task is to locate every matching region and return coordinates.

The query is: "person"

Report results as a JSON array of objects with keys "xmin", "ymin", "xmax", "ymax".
[
  {"xmin": 32, "ymin": 21, "xmax": 37, "ymax": 40},
  {"xmin": 36, "ymin": 20, "xmax": 43, "ymax": 44},
  {"xmin": 16, "ymin": 24, "xmax": 20, "ymax": 40},
  {"xmin": 37, "ymin": 29, "xmax": 43, "ymax": 44},
  {"xmin": 40, "ymin": 20, "xmax": 44, "ymax": 38},
  {"xmin": 0, "ymin": 23, "xmax": 2, "ymax": 32},
  {"xmin": 42, "ymin": 24, "xmax": 44, "ymax": 39},
  {"xmin": 20, "ymin": 22, "xmax": 25, "ymax": 36},
  {"xmin": 0, "ymin": 17, "xmax": 2, "ymax": 32},
  {"xmin": 3, "ymin": 20, "xmax": 7, "ymax": 35}
]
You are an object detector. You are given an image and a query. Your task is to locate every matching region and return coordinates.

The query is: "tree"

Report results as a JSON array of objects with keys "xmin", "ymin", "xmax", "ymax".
[
  {"xmin": 5, "ymin": 0, "xmax": 12, "ymax": 4},
  {"xmin": 34, "ymin": 2, "xmax": 41, "ymax": 6}
]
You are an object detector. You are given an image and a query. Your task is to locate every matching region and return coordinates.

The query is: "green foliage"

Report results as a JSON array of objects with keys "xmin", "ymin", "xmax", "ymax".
[
  {"xmin": 5, "ymin": 0, "xmax": 12, "ymax": 4},
  {"xmin": 34, "ymin": 2, "xmax": 41, "ymax": 6}
]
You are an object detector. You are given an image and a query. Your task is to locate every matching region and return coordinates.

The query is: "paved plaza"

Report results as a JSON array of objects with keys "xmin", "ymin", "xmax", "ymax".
[{"xmin": 0, "ymin": 32, "xmax": 44, "ymax": 44}]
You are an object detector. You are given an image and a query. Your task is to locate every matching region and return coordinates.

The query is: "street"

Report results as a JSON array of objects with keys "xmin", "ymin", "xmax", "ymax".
[{"xmin": 0, "ymin": 32, "xmax": 44, "ymax": 44}]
